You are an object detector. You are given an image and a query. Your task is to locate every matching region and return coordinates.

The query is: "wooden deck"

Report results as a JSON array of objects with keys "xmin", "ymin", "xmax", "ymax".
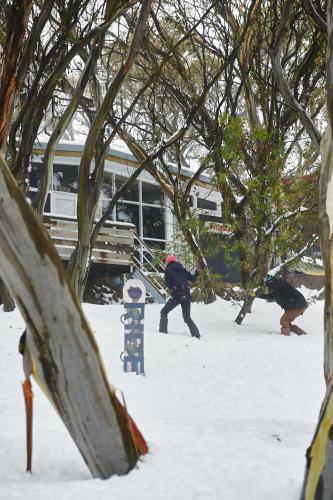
[{"xmin": 43, "ymin": 214, "xmax": 135, "ymax": 267}]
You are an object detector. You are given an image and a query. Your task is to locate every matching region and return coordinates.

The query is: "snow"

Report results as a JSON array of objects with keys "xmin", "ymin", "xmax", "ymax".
[
  {"xmin": 37, "ymin": 134, "xmax": 133, "ymax": 156},
  {"xmin": 0, "ymin": 293, "xmax": 325, "ymax": 500}
]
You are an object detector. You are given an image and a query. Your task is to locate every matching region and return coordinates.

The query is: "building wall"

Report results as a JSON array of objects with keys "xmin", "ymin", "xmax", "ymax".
[
  {"xmin": 31, "ymin": 151, "xmax": 167, "ymax": 251},
  {"xmin": 31, "ymin": 143, "xmax": 222, "ymax": 256}
]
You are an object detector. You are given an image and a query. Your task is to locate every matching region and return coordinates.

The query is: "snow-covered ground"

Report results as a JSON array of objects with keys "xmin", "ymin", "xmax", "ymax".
[{"xmin": 0, "ymin": 290, "xmax": 325, "ymax": 500}]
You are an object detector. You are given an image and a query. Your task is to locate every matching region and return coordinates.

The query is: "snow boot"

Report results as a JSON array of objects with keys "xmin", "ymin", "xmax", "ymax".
[
  {"xmin": 280, "ymin": 327, "xmax": 291, "ymax": 336},
  {"xmin": 159, "ymin": 315, "xmax": 168, "ymax": 334},
  {"xmin": 188, "ymin": 320, "xmax": 201, "ymax": 339},
  {"xmin": 290, "ymin": 324, "xmax": 307, "ymax": 335}
]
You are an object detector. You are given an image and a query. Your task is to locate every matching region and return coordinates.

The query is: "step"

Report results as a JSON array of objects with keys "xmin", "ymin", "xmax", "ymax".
[{"xmin": 133, "ymin": 268, "xmax": 166, "ymax": 304}]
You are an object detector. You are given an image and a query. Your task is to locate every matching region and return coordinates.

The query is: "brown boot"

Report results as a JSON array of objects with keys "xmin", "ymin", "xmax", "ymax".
[
  {"xmin": 290, "ymin": 324, "xmax": 307, "ymax": 335},
  {"xmin": 281, "ymin": 327, "xmax": 291, "ymax": 336}
]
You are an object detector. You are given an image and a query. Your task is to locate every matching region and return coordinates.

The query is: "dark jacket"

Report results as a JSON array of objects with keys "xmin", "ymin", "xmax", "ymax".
[
  {"xmin": 258, "ymin": 277, "xmax": 307, "ymax": 311},
  {"xmin": 164, "ymin": 261, "xmax": 197, "ymax": 292}
]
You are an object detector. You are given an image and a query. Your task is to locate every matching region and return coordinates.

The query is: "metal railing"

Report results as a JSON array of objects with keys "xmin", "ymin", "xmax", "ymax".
[{"xmin": 133, "ymin": 234, "xmax": 168, "ymax": 302}]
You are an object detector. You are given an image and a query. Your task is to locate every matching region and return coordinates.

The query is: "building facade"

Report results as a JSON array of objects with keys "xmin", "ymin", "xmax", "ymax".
[{"xmin": 31, "ymin": 142, "xmax": 222, "ymax": 256}]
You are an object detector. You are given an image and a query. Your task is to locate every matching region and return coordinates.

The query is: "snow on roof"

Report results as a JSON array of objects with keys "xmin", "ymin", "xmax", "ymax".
[{"xmin": 34, "ymin": 140, "xmax": 213, "ymax": 184}]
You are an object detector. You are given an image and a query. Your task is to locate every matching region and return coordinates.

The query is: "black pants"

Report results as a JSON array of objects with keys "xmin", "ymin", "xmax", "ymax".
[{"xmin": 159, "ymin": 295, "xmax": 200, "ymax": 338}]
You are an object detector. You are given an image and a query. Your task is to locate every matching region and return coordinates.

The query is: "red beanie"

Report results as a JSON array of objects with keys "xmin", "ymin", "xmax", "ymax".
[{"xmin": 166, "ymin": 255, "xmax": 176, "ymax": 265}]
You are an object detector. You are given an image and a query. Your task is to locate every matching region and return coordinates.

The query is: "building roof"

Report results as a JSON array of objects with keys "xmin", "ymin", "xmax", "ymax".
[{"xmin": 33, "ymin": 141, "xmax": 213, "ymax": 187}]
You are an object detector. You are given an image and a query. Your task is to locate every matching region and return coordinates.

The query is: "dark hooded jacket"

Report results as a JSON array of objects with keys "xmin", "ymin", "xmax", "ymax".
[
  {"xmin": 164, "ymin": 261, "xmax": 197, "ymax": 292},
  {"xmin": 258, "ymin": 277, "xmax": 307, "ymax": 311}
]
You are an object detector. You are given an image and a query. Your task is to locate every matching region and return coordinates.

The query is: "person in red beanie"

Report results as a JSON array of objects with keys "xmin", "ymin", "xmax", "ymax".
[{"xmin": 159, "ymin": 255, "xmax": 200, "ymax": 338}]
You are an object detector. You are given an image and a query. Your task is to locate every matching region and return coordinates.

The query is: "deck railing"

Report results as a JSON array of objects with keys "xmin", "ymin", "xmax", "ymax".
[
  {"xmin": 43, "ymin": 213, "xmax": 168, "ymax": 302},
  {"xmin": 43, "ymin": 213, "xmax": 135, "ymax": 267}
]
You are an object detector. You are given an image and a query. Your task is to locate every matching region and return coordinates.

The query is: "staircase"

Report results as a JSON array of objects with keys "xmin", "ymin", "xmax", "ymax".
[{"xmin": 132, "ymin": 236, "xmax": 167, "ymax": 304}]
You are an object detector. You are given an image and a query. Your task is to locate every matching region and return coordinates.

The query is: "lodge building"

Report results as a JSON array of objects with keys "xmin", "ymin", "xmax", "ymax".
[
  {"xmin": 31, "ymin": 142, "xmax": 317, "ymax": 297},
  {"xmin": 30, "ymin": 142, "xmax": 225, "ymax": 301}
]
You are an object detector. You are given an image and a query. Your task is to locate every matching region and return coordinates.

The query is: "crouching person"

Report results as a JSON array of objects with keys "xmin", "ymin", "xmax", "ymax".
[
  {"xmin": 257, "ymin": 274, "xmax": 308, "ymax": 336},
  {"xmin": 159, "ymin": 255, "xmax": 201, "ymax": 339}
]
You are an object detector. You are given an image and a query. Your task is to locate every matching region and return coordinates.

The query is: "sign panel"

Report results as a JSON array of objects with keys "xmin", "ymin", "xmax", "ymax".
[{"xmin": 204, "ymin": 221, "xmax": 233, "ymax": 234}]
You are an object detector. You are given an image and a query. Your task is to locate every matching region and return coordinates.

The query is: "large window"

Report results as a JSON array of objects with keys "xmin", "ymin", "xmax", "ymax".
[
  {"xmin": 32, "ymin": 161, "xmax": 167, "ymax": 250},
  {"xmin": 197, "ymin": 197, "xmax": 217, "ymax": 211},
  {"xmin": 116, "ymin": 202, "xmax": 139, "ymax": 230},
  {"xmin": 101, "ymin": 171, "xmax": 113, "ymax": 199},
  {"xmin": 142, "ymin": 206, "xmax": 165, "ymax": 239},
  {"xmin": 101, "ymin": 199, "xmax": 114, "ymax": 218},
  {"xmin": 143, "ymin": 240, "xmax": 165, "ymax": 251},
  {"xmin": 115, "ymin": 175, "xmax": 139, "ymax": 201},
  {"xmin": 142, "ymin": 181, "xmax": 163, "ymax": 205},
  {"xmin": 30, "ymin": 162, "xmax": 42, "ymax": 188},
  {"xmin": 53, "ymin": 164, "xmax": 78, "ymax": 193},
  {"xmin": 101, "ymin": 175, "xmax": 166, "ymax": 246}
]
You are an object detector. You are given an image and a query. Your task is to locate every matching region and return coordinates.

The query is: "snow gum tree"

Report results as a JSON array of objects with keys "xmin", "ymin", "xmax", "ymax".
[
  {"xmin": 98, "ymin": 0, "xmax": 259, "ymax": 303},
  {"xmin": 96, "ymin": 1, "xmax": 225, "ymax": 303},
  {"xmin": 0, "ymin": 1, "xmax": 148, "ymax": 479},
  {"xmin": 115, "ymin": 0, "xmax": 321, "ymax": 316},
  {"xmin": 0, "ymin": 151, "xmax": 147, "ymax": 480},
  {"xmin": 65, "ymin": 0, "xmax": 154, "ymax": 300},
  {"xmin": 216, "ymin": 113, "xmax": 319, "ymax": 324},
  {"xmin": 0, "ymin": 0, "xmax": 122, "ymax": 306},
  {"xmin": 213, "ymin": 0, "xmax": 324, "ymax": 323},
  {"xmin": 1, "ymin": 0, "xmax": 156, "ymax": 302}
]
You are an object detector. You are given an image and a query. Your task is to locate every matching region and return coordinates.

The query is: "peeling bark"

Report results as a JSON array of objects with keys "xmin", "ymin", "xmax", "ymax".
[
  {"xmin": 0, "ymin": 0, "xmax": 33, "ymax": 151},
  {"xmin": 320, "ymin": 128, "xmax": 333, "ymax": 388}
]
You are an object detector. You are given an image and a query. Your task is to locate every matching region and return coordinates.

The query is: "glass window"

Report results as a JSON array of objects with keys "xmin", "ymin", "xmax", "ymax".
[
  {"xmin": 143, "ymin": 240, "xmax": 165, "ymax": 250},
  {"xmin": 142, "ymin": 206, "xmax": 165, "ymax": 239},
  {"xmin": 30, "ymin": 162, "xmax": 42, "ymax": 188},
  {"xmin": 101, "ymin": 199, "xmax": 114, "ymax": 219},
  {"xmin": 197, "ymin": 197, "xmax": 217, "ymax": 211},
  {"xmin": 101, "ymin": 171, "xmax": 113, "ymax": 199},
  {"xmin": 142, "ymin": 181, "xmax": 163, "ymax": 205},
  {"xmin": 116, "ymin": 202, "xmax": 139, "ymax": 230},
  {"xmin": 53, "ymin": 164, "xmax": 78, "ymax": 193},
  {"xmin": 115, "ymin": 175, "xmax": 139, "ymax": 201}
]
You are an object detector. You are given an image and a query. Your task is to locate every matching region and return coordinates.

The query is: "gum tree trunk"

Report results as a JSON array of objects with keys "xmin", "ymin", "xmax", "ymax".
[
  {"xmin": 235, "ymin": 295, "xmax": 255, "ymax": 325},
  {"xmin": 0, "ymin": 152, "xmax": 146, "ymax": 478},
  {"xmin": 300, "ymin": 3, "xmax": 333, "ymax": 497},
  {"xmin": 300, "ymin": 130, "xmax": 333, "ymax": 499},
  {"xmin": 320, "ymin": 128, "xmax": 333, "ymax": 388}
]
